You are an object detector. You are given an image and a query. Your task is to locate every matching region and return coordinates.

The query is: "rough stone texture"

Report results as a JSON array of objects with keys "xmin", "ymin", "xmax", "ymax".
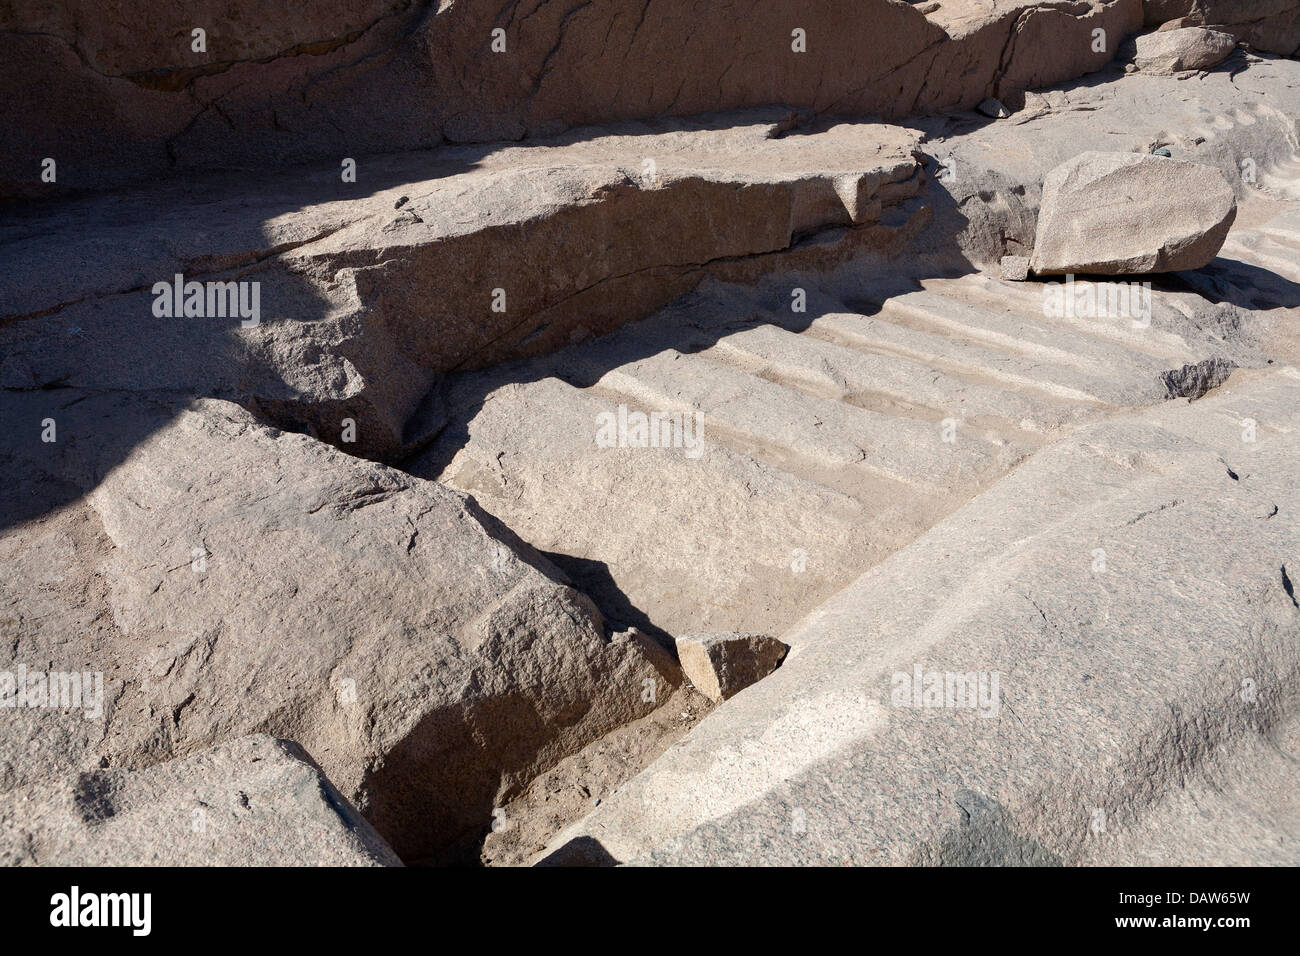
[
  {"xmin": 675, "ymin": 633, "xmax": 790, "ymax": 703},
  {"xmin": 1131, "ymin": 26, "xmax": 1237, "ymax": 73},
  {"xmin": 1162, "ymin": 356, "xmax": 1239, "ymax": 399},
  {"xmin": 0, "ymin": 393, "xmax": 676, "ymax": 863},
  {"xmin": 480, "ymin": 679, "xmax": 714, "ymax": 867},
  {"xmin": 977, "ymin": 98, "xmax": 1011, "ymax": 118},
  {"xmin": 541, "ymin": 369, "xmax": 1300, "ymax": 865},
  {"xmin": 2, "ymin": 7, "xmax": 1299, "ymax": 870},
  {"xmin": 1145, "ymin": 0, "xmax": 1300, "ymax": 56},
  {"xmin": 417, "ymin": 197, "xmax": 1284, "ymax": 642},
  {"xmin": 1029, "ymin": 151, "xmax": 1237, "ymax": 275},
  {"xmin": 915, "ymin": 53, "xmax": 1300, "ymax": 270},
  {"xmin": 1090, "ymin": 708, "xmax": 1300, "ymax": 865},
  {"xmin": 1000, "ymin": 255, "xmax": 1031, "ymax": 280},
  {"xmin": 0, "ymin": 113, "xmax": 924, "ymax": 461},
  {"xmin": 0, "ymin": 735, "xmax": 402, "ymax": 866},
  {"xmin": 0, "ymin": 0, "xmax": 1145, "ymax": 199}
]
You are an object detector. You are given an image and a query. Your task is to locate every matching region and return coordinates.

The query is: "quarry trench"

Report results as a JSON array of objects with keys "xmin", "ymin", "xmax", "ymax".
[
  {"xmin": 3, "ymin": 34, "xmax": 1300, "ymax": 867},
  {"xmin": 414, "ymin": 217, "xmax": 1299, "ymax": 865},
  {"xmin": 383, "ymin": 66, "xmax": 1300, "ymax": 863}
]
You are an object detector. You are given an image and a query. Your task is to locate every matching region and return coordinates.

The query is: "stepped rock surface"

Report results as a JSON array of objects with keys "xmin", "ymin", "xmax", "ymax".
[
  {"xmin": 1, "ymin": 1, "xmax": 1299, "ymax": 870},
  {"xmin": 543, "ymin": 370, "xmax": 1300, "ymax": 865}
]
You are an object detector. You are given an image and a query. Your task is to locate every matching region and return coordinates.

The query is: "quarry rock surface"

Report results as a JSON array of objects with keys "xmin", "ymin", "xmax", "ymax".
[
  {"xmin": 2, "ymin": 2, "xmax": 1299, "ymax": 871},
  {"xmin": 0, "ymin": 735, "xmax": 403, "ymax": 866},
  {"xmin": 543, "ymin": 370, "xmax": 1300, "ymax": 865},
  {"xmin": 0, "ymin": 0, "xmax": 1145, "ymax": 198},
  {"xmin": 0, "ymin": 113, "xmax": 924, "ymax": 461},
  {"xmin": 1144, "ymin": 0, "xmax": 1300, "ymax": 56},
  {"xmin": 0, "ymin": 393, "xmax": 676, "ymax": 862}
]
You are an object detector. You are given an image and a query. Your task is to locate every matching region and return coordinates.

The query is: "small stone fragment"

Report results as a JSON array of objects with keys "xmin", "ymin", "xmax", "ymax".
[
  {"xmin": 674, "ymin": 632, "xmax": 790, "ymax": 702},
  {"xmin": 977, "ymin": 97, "xmax": 1011, "ymax": 118},
  {"xmin": 1000, "ymin": 255, "xmax": 1031, "ymax": 281}
]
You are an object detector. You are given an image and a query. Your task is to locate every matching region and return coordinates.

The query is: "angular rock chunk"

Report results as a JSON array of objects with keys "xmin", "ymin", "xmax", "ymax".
[
  {"xmin": 1000, "ymin": 255, "xmax": 1031, "ymax": 281},
  {"xmin": 1029, "ymin": 152, "xmax": 1236, "ymax": 275},
  {"xmin": 977, "ymin": 98, "xmax": 1011, "ymax": 119},
  {"xmin": 1132, "ymin": 27, "xmax": 1237, "ymax": 74},
  {"xmin": 675, "ymin": 633, "xmax": 789, "ymax": 702},
  {"xmin": 1161, "ymin": 357, "xmax": 1238, "ymax": 400},
  {"xmin": 0, "ymin": 391, "xmax": 676, "ymax": 863},
  {"xmin": 0, "ymin": 736, "xmax": 401, "ymax": 867}
]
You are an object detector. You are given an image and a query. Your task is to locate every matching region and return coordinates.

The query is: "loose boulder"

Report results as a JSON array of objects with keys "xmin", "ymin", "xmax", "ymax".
[
  {"xmin": 1131, "ymin": 27, "xmax": 1237, "ymax": 74},
  {"xmin": 675, "ymin": 633, "xmax": 790, "ymax": 702},
  {"xmin": 1143, "ymin": 1, "xmax": 1300, "ymax": 58},
  {"xmin": 977, "ymin": 98, "xmax": 1011, "ymax": 119},
  {"xmin": 1029, "ymin": 151, "xmax": 1236, "ymax": 275}
]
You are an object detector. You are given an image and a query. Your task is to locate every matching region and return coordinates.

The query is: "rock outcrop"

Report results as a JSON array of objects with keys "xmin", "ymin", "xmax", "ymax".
[
  {"xmin": 0, "ymin": 0, "xmax": 1145, "ymax": 199},
  {"xmin": 0, "ymin": 392, "xmax": 676, "ymax": 862},
  {"xmin": 1144, "ymin": 0, "xmax": 1300, "ymax": 56},
  {"xmin": 2, "ymin": 1, "xmax": 1299, "ymax": 872},
  {"xmin": 1029, "ymin": 152, "xmax": 1237, "ymax": 275},
  {"xmin": 1, "ymin": 735, "xmax": 403, "ymax": 866},
  {"xmin": 0, "ymin": 114, "xmax": 925, "ymax": 461}
]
